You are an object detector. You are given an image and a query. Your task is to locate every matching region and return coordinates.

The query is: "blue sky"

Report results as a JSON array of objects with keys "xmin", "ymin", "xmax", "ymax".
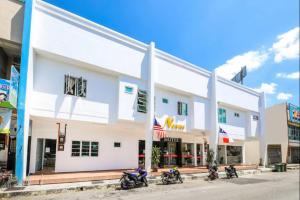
[{"xmin": 44, "ymin": 0, "xmax": 299, "ymax": 107}]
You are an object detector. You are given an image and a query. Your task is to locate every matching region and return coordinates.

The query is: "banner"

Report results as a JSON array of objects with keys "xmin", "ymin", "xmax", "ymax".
[
  {"xmin": 288, "ymin": 103, "xmax": 300, "ymax": 123},
  {"xmin": 0, "ymin": 79, "xmax": 10, "ymax": 103},
  {"xmin": 9, "ymin": 65, "xmax": 19, "ymax": 108},
  {"xmin": 0, "ymin": 108, "xmax": 12, "ymax": 134}
]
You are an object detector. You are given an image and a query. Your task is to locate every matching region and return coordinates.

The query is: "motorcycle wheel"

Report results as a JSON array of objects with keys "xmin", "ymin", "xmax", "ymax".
[
  {"xmin": 161, "ymin": 176, "xmax": 169, "ymax": 185},
  {"xmin": 143, "ymin": 178, "xmax": 148, "ymax": 187},
  {"xmin": 178, "ymin": 175, "xmax": 183, "ymax": 183},
  {"xmin": 121, "ymin": 181, "xmax": 129, "ymax": 190}
]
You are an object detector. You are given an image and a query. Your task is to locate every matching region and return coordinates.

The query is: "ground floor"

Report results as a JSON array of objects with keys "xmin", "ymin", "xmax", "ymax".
[
  {"xmin": 16, "ymin": 170, "xmax": 300, "ymax": 200},
  {"xmin": 26, "ymin": 117, "xmax": 260, "ymax": 175},
  {"xmin": 266, "ymin": 144, "xmax": 300, "ymax": 165}
]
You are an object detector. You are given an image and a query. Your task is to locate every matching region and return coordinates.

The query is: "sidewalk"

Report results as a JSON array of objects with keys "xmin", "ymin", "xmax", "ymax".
[
  {"xmin": 0, "ymin": 165, "xmax": 265, "ymax": 198},
  {"xmin": 25, "ymin": 165, "xmax": 258, "ymax": 185}
]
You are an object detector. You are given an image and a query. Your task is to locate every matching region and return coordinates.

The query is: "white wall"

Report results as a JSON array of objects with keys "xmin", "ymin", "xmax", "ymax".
[
  {"xmin": 117, "ymin": 75, "xmax": 147, "ymax": 122},
  {"xmin": 31, "ymin": 55, "xmax": 118, "ymax": 124},
  {"xmin": 217, "ymin": 79, "xmax": 260, "ymax": 112},
  {"xmin": 192, "ymin": 96, "xmax": 210, "ymax": 131},
  {"xmin": 29, "ymin": 118, "xmax": 143, "ymax": 173},
  {"xmin": 155, "ymin": 54, "xmax": 210, "ymax": 98},
  {"xmin": 155, "ymin": 88, "xmax": 191, "ymax": 132},
  {"xmin": 33, "ymin": 1, "xmax": 148, "ymax": 79},
  {"xmin": 218, "ymin": 105, "xmax": 247, "ymax": 140}
]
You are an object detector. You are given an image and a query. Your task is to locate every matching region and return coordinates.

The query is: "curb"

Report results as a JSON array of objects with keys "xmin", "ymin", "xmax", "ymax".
[{"xmin": 0, "ymin": 169, "xmax": 263, "ymax": 198}]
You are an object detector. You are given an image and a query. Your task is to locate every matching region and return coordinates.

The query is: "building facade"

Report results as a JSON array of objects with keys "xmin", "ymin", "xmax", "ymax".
[
  {"xmin": 0, "ymin": 0, "xmax": 24, "ymax": 171},
  {"xmin": 15, "ymin": 0, "xmax": 265, "ymax": 184},
  {"xmin": 264, "ymin": 103, "xmax": 300, "ymax": 165}
]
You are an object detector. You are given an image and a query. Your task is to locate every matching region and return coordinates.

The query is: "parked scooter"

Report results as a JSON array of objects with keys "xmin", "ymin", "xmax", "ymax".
[
  {"xmin": 208, "ymin": 162, "xmax": 219, "ymax": 181},
  {"xmin": 225, "ymin": 165, "xmax": 238, "ymax": 179},
  {"xmin": 120, "ymin": 167, "xmax": 148, "ymax": 189},
  {"xmin": 161, "ymin": 167, "xmax": 183, "ymax": 184}
]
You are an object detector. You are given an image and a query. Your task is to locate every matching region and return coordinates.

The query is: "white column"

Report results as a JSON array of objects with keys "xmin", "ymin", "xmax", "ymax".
[
  {"xmin": 209, "ymin": 70, "xmax": 219, "ymax": 161},
  {"xmin": 145, "ymin": 42, "xmax": 155, "ymax": 173},
  {"xmin": 258, "ymin": 92, "xmax": 267, "ymax": 166},
  {"xmin": 193, "ymin": 143, "xmax": 197, "ymax": 166},
  {"xmin": 224, "ymin": 145, "xmax": 228, "ymax": 164}
]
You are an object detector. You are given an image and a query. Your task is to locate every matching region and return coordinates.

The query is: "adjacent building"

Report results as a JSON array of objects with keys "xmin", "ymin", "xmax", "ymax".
[
  {"xmin": 14, "ymin": 0, "xmax": 266, "ymax": 184},
  {"xmin": 264, "ymin": 103, "xmax": 300, "ymax": 165},
  {"xmin": 0, "ymin": 0, "xmax": 24, "ymax": 171}
]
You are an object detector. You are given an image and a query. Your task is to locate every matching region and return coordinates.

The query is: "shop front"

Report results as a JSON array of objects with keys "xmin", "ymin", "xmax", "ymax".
[
  {"xmin": 217, "ymin": 145, "xmax": 243, "ymax": 165},
  {"xmin": 139, "ymin": 137, "xmax": 205, "ymax": 168}
]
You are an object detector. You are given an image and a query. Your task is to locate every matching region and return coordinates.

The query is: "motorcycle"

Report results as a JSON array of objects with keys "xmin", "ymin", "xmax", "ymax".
[
  {"xmin": 161, "ymin": 167, "xmax": 183, "ymax": 184},
  {"xmin": 225, "ymin": 165, "xmax": 238, "ymax": 179},
  {"xmin": 120, "ymin": 167, "xmax": 148, "ymax": 189},
  {"xmin": 208, "ymin": 164, "xmax": 219, "ymax": 181}
]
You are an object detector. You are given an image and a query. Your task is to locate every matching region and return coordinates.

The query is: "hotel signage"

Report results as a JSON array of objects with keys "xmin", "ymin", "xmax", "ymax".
[{"xmin": 163, "ymin": 116, "xmax": 185, "ymax": 131}]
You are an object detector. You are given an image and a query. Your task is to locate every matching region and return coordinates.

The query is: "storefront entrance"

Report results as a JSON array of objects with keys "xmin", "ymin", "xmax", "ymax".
[
  {"xmin": 217, "ymin": 145, "xmax": 243, "ymax": 165},
  {"xmin": 267, "ymin": 145, "xmax": 282, "ymax": 165},
  {"xmin": 35, "ymin": 138, "xmax": 57, "ymax": 172},
  {"xmin": 288, "ymin": 147, "xmax": 300, "ymax": 163}
]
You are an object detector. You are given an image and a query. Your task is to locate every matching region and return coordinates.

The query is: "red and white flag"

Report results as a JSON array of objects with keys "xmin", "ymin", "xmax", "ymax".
[
  {"xmin": 219, "ymin": 127, "xmax": 234, "ymax": 143},
  {"xmin": 153, "ymin": 118, "xmax": 166, "ymax": 139}
]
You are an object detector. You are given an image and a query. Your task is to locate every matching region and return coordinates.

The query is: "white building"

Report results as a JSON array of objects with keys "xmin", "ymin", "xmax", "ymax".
[{"xmin": 15, "ymin": 0, "xmax": 265, "ymax": 182}]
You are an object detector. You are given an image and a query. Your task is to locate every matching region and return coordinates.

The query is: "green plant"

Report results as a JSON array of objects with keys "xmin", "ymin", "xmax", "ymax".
[
  {"xmin": 206, "ymin": 149, "xmax": 215, "ymax": 167},
  {"xmin": 152, "ymin": 146, "xmax": 161, "ymax": 168}
]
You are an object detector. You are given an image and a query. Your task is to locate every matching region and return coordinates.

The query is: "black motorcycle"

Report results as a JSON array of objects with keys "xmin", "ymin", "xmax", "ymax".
[
  {"xmin": 225, "ymin": 165, "xmax": 238, "ymax": 179},
  {"xmin": 161, "ymin": 167, "xmax": 183, "ymax": 184},
  {"xmin": 120, "ymin": 168, "xmax": 148, "ymax": 189},
  {"xmin": 208, "ymin": 165, "xmax": 219, "ymax": 181}
]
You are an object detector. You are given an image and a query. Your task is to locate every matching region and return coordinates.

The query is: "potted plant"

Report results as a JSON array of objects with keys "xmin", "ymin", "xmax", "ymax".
[
  {"xmin": 152, "ymin": 146, "xmax": 161, "ymax": 172},
  {"xmin": 206, "ymin": 149, "xmax": 215, "ymax": 169}
]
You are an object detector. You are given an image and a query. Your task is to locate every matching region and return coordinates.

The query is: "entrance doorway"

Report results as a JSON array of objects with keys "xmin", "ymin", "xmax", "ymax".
[{"xmin": 35, "ymin": 139, "xmax": 57, "ymax": 172}]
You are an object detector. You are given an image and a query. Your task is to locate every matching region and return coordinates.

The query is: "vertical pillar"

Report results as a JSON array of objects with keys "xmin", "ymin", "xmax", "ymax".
[
  {"xmin": 145, "ymin": 42, "xmax": 155, "ymax": 173},
  {"xmin": 224, "ymin": 145, "xmax": 228, "ymax": 164},
  {"xmin": 16, "ymin": 0, "xmax": 34, "ymax": 185},
  {"xmin": 242, "ymin": 143, "xmax": 246, "ymax": 164},
  {"xmin": 193, "ymin": 143, "xmax": 197, "ymax": 166},
  {"xmin": 258, "ymin": 92, "xmax": 267, "ymax": 166},
  {"xmin": 209, "ymin": 70, "xmax": 219, "ymax": 161}
]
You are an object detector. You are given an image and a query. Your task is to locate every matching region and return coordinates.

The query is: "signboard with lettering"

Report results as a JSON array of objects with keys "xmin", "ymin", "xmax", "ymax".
[{"xmin": 288, "ymin": 103, "xmax": 300, "ymax": 123}]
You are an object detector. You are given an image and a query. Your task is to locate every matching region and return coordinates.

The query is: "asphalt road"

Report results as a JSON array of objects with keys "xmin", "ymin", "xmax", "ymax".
[{"xmin": 10, "ymin": 170, "xmax": 300, "ymax": 200}]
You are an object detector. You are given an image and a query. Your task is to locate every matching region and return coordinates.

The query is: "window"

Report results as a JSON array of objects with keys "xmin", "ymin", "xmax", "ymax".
[
  {"xmin": 162, "ymin": 98, "xmax": 168, "ymax": 104},
  {"xmin": 71, "ymin": 141, "xmax": 80, "ymax": 157},
  {"xmin": 218, "ymin": 108, "xmax": 226, "ymax": 123},
  {"xmin": 81, "ymin": 141, "xmax": 90, "ymax": 156},
  {"xmin": 253, "ymin": 115, "xmax": 259, "ymax": 121},
  {"xmin": 114, "ymin": 142, "xmax": 121, "ymax": 148},
  {"xmin": 137, "ymin": 90, "xmax": 147, "ymax": 113},
  {"xmin": 234, "ymin": 112, "xmax": 240, "ymax": 117},
  {"xmin": 124, "ymin": 86, "xmax": 133, "ymax": 94},
  {"xmin": 91, "ymin": 142, "xmax": 99, "ymax": 157},
  {"xmin": 178, "ymin": 102, "xmax": 188, "ymax": 116},
  {"xmin": 71, "ymin": 140, "xmax": 99, "ymax": 157},
  {"xmin": 64, "ymin": 75, "xmax": 87, "ymax": 97},
  {"xmin": 289, "ymin": 126, "xmax": 300, "ymax": 141}
]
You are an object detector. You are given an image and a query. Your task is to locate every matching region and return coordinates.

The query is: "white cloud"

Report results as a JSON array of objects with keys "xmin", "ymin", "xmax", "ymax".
[
  {"xmin": 277, "ymin": 92, "xmax": 293, "ymax": 100},
  {"xmin": 271, "ymin": 27, "xmax": 299, "ymax": 63},
  {"xmin": 254, "ymin": 82, "xmax": 277, "ymax": 94},
  {"xmin": 276, "ymin": 71, "xmax": 299, "ymax": 79},
  {"xmin": 215, "ymin": 50, "xmax": 269, "ymax": 79}
]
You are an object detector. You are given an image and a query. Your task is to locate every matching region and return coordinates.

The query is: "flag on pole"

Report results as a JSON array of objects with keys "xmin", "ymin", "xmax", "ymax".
[
  {"xmin": 153, "ymin": 118, "xmax": 166, "ymax": 139},
  {"xmin": 219, "ymin": 127, "xmax": 234, "ymax": 143}
]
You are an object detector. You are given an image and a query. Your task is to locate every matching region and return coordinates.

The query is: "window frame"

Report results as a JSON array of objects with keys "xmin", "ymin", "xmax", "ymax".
[
  {"xmin": 124, "ymin": 86, "xmax": 134, "ymax": 94},
  {"xmin": 218, "ymin": 108, "xmax": 226, "ymax": 123},
  {"xmin": 71, "ymin": 141, "xmax": 81, "ymax": 157},
  {"xmin": 114, "ymin": 142, "xmax": 121, "ymax": 148},
  {"xmin": 137, "ymin": 89, "xmax": 147, "ymax": 113},
  {"xmin": 64, "ymin": 75, "xmax": 87, "ymax": 98},
  {"xmin": 178, "ymin": 102, "xmax": 188, "ymax": 116}
]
